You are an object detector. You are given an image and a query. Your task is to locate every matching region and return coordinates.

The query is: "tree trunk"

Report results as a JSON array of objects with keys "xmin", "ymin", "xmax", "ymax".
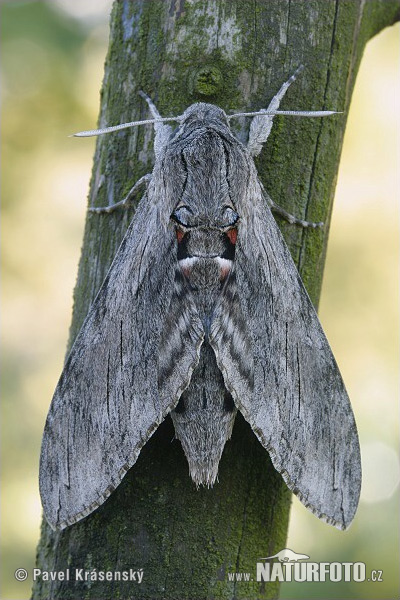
[{"xmin": 32, "ymin": 1, "xmax": 399, "ymax": 599}]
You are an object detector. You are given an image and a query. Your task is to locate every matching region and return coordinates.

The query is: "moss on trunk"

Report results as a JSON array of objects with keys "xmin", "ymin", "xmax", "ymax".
[{"xmin": 33, "ymin": 1, "xmax": 399, "ymax": 599}]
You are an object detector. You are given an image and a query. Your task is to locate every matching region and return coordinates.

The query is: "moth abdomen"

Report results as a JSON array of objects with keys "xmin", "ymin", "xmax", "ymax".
[{"xmin": 171, "ymin": 343, "xmax": 237, "ymax": 487}]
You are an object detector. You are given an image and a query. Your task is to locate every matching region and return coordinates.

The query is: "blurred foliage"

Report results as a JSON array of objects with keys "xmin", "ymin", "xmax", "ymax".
[
  {"xmin": 1, "ymin": 2, "xmax": 112, "ymax": 598},
  {"xmin": 1, "ymin": 2, "xmax": 398, "ymax": 599}
]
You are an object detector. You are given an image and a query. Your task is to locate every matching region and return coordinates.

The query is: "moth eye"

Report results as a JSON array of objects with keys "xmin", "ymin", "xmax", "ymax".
[
  {"xmin": 222, "ymin": 206, "xmax": 239, "ymax": 226},
  {"xmin": 171, "ymin": 205, "xmax": 193, "ymax": 226}
]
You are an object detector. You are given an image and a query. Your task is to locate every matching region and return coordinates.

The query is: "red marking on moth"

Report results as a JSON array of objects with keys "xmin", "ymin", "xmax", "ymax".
[
  {"xmin": 181, "ymin": 267, "xmax": 191, "ymax": 278},
  {"xmin": 220, "ymin": 266, "xmax": 231, "ymax": 281},
  {"xmin": 176, "ymin": 229, "xmax": 185, "ymax": 243},
  {"xmin": 226, "ymin": 228, "xmax": 237, "ymax": 244}
]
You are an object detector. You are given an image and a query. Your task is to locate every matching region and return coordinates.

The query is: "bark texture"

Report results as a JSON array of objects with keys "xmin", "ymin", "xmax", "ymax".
[{"xmin": 33, "ymin": 1, "xmax": 400, "ymax": 599}]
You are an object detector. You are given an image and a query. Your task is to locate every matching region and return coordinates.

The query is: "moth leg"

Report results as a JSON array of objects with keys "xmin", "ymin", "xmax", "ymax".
[
  {"xmin": 262, "ymin": 184, "xmax": 323, "ymax": 229},
  {"xmin": 270, "ymin": 201, "xmax": 323, "ymax": 229},
  {"xmin": 138, "ymin": 90, "xmax": 162, "ymax": 120},
  {"xmin": 89, "ymin": 174, "xmax": 152, "ymax": 214},
  {"xmin": 139, "ymin": 91, "xmax": 173, "ymax": 159},
  {"xmin": 264, "ymin": 65, "xmax": 304, "ymax": 115},
  {"xmin": 247, "ymin": 65, "xmax": 304, "ymax": 156}
]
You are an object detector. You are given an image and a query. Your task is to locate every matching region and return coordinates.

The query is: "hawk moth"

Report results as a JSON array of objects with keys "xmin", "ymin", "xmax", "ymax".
[{"xmin": 40, "ymin": 67, "xmax": 361, "ymax": 531}]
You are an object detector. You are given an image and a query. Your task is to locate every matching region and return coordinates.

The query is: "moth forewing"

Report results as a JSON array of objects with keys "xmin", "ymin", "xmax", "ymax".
[{"xmin": 39, "ymin": 181, "xmax": 204, "ymax": 530}]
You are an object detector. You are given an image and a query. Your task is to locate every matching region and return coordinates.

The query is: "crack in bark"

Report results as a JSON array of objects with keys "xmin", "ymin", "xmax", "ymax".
[
  {"xmin": 250, "ymin": 0, "xmax": 258, "ymax": 94},
  {"xmin": 233, "ymin": 454, "xmax": 252, "ymax": 599},
  {"xmin": 216, "ymin": 0, "xmax": 222, "ymax": 50},
  {"xmin": 284, "ymin": 0, "xmax": 291, "ymax": 66},
  {"xmin": 109, "ymin": 529, "xmax": 123, "ymax": 599},
  {"xmin": 163, "ymin": 514, "xmax": 177, "ymax": 595},
  {"xmin": 91, "ymin": 227, "xmax": 104, "ymax": 307},
  {"xmin": 298, "ymin": 0, "xmax": 340, "ymax": 275},
  {"xmin": 345, "ymin": 0, "xmax": 366, "ymax": 111}
]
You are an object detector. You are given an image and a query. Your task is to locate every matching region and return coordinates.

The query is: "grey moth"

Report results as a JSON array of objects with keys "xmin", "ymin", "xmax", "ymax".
[{"xmin": 39, "ymin": 67, "xmax": 361, "ymax": 531}]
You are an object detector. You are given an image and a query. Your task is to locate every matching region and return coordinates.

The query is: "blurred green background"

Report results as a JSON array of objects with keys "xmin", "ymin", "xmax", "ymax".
[{"xmin": 1, "ymin": 2, "xmax": 398, "ymax": 599}]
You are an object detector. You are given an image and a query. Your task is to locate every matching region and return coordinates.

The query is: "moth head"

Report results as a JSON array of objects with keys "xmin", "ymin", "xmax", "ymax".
[
  {"xmin": 171, "ymin": 203, "xmax": 239, "ymax": 231},
  {"xmin": 172, "ymin": 203, "xmax": 238, "ymax": 259},
  {"xmin": 179, "ymin": 103, "xmax": 229, "ymax": 129},
  {"xmin": 170, "ymin": 125, "xmax": 240, "ymax": 237}
]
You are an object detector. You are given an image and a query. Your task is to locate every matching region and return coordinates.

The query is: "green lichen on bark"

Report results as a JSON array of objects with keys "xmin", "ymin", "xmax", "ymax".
[{"xmin": 33, "ymin": 1, "xmax": 400, "ymax": 599}]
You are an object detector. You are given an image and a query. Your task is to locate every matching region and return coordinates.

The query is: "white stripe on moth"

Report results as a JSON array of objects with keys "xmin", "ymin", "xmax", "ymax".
[
  {"xmin": 178, "ymin": 257, "xmax": 199, "ymax": 278},
  {"xmin": 215, "ymin": 258, "xmax": 232, "ymax": 270},
  {"xmin": 215, "ymin": 257, "xmax": 232, "ymax": 280},
  {"xmin": 178, "ymin": 257, "xmax": 198, "ymax": 268},
  {"xmin": 178, "ymin": 256, "xmax": 232, "ymax": 280}
]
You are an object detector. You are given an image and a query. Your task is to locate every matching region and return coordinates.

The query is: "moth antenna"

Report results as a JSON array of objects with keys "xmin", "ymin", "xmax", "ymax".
[
  {"xmin": 228, "ymin": 110, "xmax": 341, "ymax": 120},
  {"xmin": 71, "ymin": 115, "xmax": 181, "ymax": 138},
  {"xmin": 229, "ymin": 66, "xmax": 340, "ymax": 121}
]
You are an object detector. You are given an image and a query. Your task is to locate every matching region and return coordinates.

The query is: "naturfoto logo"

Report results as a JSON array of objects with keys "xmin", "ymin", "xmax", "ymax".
[
  {"xmin": 256, "ymin": 548, "xmax": 368, "ymax": 583},
  {"xmin": 227, "ymin": 548, "xmax": 383, "ymax": 584}
]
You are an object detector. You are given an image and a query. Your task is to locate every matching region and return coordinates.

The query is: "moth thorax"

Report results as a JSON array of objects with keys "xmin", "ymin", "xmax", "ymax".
[
  {"xmin": 180, "ymin": 103, "xmax": 229, "ymax": 128},
  {"xmin": 177, "ymin": 227, "xmax": 237, "ymax": 285},
  {"xmin": 178, "ymin": 257, "xmax": 232, "ymax": 287}
]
